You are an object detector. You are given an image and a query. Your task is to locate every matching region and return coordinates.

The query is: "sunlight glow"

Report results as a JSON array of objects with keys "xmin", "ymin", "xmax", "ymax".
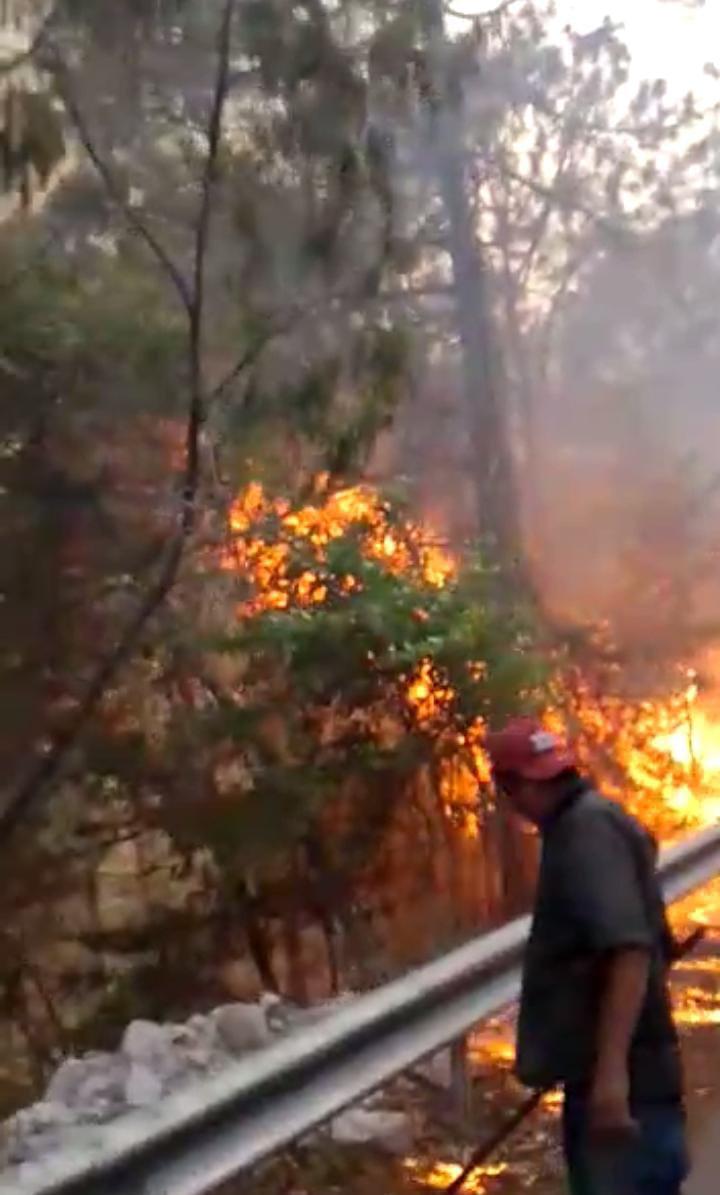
[{"xmin": 447, "ymin": 1, "xmax": 720, "ymax": 101}]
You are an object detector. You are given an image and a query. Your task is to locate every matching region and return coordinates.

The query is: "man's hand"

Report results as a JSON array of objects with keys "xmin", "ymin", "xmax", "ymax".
[
  {"xmin": 589, "ymin": 1066, "xmax": 638, "ymax": 1141},
  {"xmin": 590, "ymin": 949, "xmax": 649, "ymax": 1141}
]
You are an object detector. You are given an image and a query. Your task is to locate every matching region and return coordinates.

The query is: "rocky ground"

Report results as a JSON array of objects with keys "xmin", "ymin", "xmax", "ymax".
[
  {"xmin": 247, "ymin": 877, "xmax": 720, "ymax": 1195},
  {"xmin": 4, "ymin": 880, "xmax": 720, "ymax": 1195},
  {"xmin": 0, "ymin": 991, "xmax": 371, "ymax": 1179}
]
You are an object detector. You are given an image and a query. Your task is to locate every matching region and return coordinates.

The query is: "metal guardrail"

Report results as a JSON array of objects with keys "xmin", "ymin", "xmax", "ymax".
[{"xmin": 6, "ymin": 823, "xmax": 720, "ymax": 1195}]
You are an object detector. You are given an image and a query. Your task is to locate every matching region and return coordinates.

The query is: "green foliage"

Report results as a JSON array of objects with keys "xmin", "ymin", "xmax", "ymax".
[
  {"xmin": 231, "ymin": 325, "xmax": 410, "ymax": 489},
  {"xmin": 0, "ymin": 239, "xmax": 186, "ymax": 420},
  {"xmin": 169, "ymin": 491, "xmax": 546, "ymax": 873},
  {"xmin": 0, "ymin": 234, "xmax": 190, "ymax": 782},
  {"xmin": 1, "ymin": 0, "xmax": 713, "ymax": 1076}
]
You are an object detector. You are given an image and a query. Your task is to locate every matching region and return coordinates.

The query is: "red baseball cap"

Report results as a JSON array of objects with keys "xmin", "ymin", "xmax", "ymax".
[{"xmin": 485, "ymin": 717, "xmax": 575, "ymax": 781}]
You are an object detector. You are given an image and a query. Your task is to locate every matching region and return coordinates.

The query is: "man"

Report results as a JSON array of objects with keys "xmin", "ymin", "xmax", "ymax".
[{"xmin": 485, "ymin": 717, "xmax": 689, "ymax": 1195}]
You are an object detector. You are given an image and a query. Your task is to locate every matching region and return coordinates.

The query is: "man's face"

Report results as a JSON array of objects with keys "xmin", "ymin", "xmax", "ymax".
[{"xmin": 496, "ymin": 774, "xmax": 546, "ymax": 825}]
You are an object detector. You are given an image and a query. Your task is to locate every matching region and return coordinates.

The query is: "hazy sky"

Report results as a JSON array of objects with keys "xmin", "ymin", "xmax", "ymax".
[{"xmin": 449, "ymin": 1, "xmax": 720, "ymax": 98}]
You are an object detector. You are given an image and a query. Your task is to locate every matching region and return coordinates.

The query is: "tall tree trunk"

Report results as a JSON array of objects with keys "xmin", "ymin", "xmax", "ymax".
[
  {"xmin": 422, "ymin": 3, "xmax": 523, "ymax": 578},
  {"xmin": 281, "ymin": 903, "xmax": 308, "ymax": 1006},
  {"xmin": 302, "ymin": 832, "xmax": 344, "ymax": 997},
  {"xmin": 236, "ymin": 879, "xmax": 279, "ymax": 994}
]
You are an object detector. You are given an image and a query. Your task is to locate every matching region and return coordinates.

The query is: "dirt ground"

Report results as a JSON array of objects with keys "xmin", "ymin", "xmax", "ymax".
[{"xmin": 239, "ymin": 878, "xmax": 720, "ymax": 1195}]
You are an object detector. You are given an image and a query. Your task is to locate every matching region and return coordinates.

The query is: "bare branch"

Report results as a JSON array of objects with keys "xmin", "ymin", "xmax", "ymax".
[
  {"xmin": 517, "ymin": 139, "xmax": 574, "ymax": 291},
  {"xmin": 496, "ymin": 157, "xmax": 631, "ymax": 241},
  {"xmin": 209, "ymin": 340, "xmax": 268, "ymax": 406},
  {"xmin": 0, "ymin": 1, "xmax": 239, "ymax": 842},
  {"xmin": 444, "ymin": 0, "xmax": 519, "ymax": 21},
  {"xmin": 0, "ymin": 537, "xmax": 181, "ymax": 840},
  {"xmin": 532, "ymin": 96, "xmax": 720, "ymax": 142},
  {"xmin": 188, "ymin": 0, "xmax": 237, "ymax": 414},
  {"xmin": 50, "ymin": 64, "xmax": 194, "ymax": 315},
  {"xmin": 205, "ymin": 271, "xmax": 448, "ymax": 410},
  {"xmin": 536, "ymin": 245, "xmax": 595, "ymax": 380},
  {"xmin": 205, "ymin": 273, "xmax": 427, "ymax": 409}
]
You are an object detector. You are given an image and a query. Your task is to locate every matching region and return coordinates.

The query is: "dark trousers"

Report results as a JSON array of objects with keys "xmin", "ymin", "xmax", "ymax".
[{"xmin": 563, "ymin": 1091, "xmax": 689, "ymax": 1195}]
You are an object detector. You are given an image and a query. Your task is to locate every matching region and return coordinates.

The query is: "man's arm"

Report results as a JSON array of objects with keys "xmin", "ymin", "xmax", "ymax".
[
  {"xmin": 590, "ymin": 948, "xmax": 650, "ymax": 1136},
  {"xmin": 559, "ymin": 810, "xmax": 656, "ymax": 1135}
]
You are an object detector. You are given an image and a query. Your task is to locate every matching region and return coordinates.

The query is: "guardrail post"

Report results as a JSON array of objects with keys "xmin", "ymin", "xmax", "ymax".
[{"xmin": 450, "ymin": 1034, "xmax": 472, "ymax": 1124}]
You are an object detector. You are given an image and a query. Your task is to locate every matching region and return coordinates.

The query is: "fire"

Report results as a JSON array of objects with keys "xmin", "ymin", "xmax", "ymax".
[
  {"xmin": 221, "ymin": 481, "xmax": 720, "ymax": 836},
  {"xmin": 215, "ymin": 485, "xmax": 720, "ymax": 1188},
  {"xmin": 470, "ymin": 1019, "xmax": 516, "ymax": 1069},
  {"xmin": 406, "ymin": 660, "xmax": 455, "ymax": 724},
  {"xmin": 652, "ymin": 701, "xmax": 720, "ymax": 825},
  {"xmin": 674, "ymin": 985, "xmax": 720, "ymax": 1026},
  {"xmin": 554, "ymin": 672, "xmax": 720, "ymax": 836},
  {"xmin": 222, "ymin": 480, "xmax": 454, "ymax": 616},
  {"xmin": 634, "ymin": 688, "xmax": 720, "ymax": 829},
  {"xmin": 219, "ymin": 480, "xmax": 488, "ymax": 828},
  {"xmin": 403, "ymin": 1158, "xmax": 507, "ymax": 1192}
]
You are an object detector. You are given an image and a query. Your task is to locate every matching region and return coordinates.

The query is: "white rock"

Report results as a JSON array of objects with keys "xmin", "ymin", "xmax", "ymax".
[
  {"xmin": 121, "ymin": 1020, "xmax": 170, "ymax": 1063},
  {"xmin": 331, "ymin": 1108, "xmax": 413, "ymax": 1154},
  {"xmin": 261, "ymin": 993, "xmax": 292, "ymax": 1034},
  {"xmin": 2, "ymin": 1102, "xmax": 78, "ymax": 1166},
  {"xmin": 125, "ymin": 1064, "xmax": 163, "ymax": 1107},
  {"xmin": 187, "ymin": 1013, "xmax": 217, "ymax": 1041},
  {"xmin": 211, "ymin": 1002, "xmax": 274, "ymax": 1054},
  {"xmin": 12, "ymin": 1101, "xmax": 70, "ymax": 1135},
  {"xmin": 121, "ymin": 1020, "xmax": 185, "ymax": 1086},
  {"xmin": 46, "ymin": 1052, "xmax": 127, "ymax": 1121},
  {"xmin": 170, "ymin": 1014, "xmax": 217, "ymax": 1053},
  {"xmin": 1, "ymin": 992, "xmax": 369, "ymax": 1171},
  {"xmin": 166, "ymin": 1018, "xmax": 220, "ymax": 1074},
  {"xmin": 76, "ymin": 1078, "xmax": 126, "ymax": 1123},
  {"xmin": 43, "ymin": 1057, "xmax": 84, "ymax": 1105}
]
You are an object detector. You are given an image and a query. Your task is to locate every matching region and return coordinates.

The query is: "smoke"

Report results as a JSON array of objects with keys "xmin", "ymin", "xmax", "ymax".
[
  {"xmin": 10, "ymin": 0, "xmax": 720, "ymax": 683},
  {"xmin": 372, "ymin": 6, "xmax": 720, "ymax": 690},
  {"xmin": 529, "ymin": 209, "xmax": 720, "ymax": 654},
  {"xmin": 392, "ymin": 200, "xmax": 720, "ymax": 684}
]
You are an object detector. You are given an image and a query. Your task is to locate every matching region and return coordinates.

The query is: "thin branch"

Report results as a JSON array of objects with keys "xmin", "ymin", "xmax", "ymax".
[
  {"xmin": 517, "ymin": 139, "xmax": 574, "ymax": 292},
  {"xmin": 206, "ymin": 267, "xmax": 444, "ymax": 410},
  {"xmin": 51, "ymin": 63, "xmax": 194, "ymax": 315},
  {"xmin": 532, "ymin": 96, "xmax": 720, "ymax": 142},
  {"xmin": 188, "ymin": 0, "xmax": 236, "ymax": 415},
  {"xmin": 444, "ymin": 0, "xmax": 518, "ymax": 20},
  {"xmin": 0, "ymin": 538, "xmax": 180, "ymax": 839},
  {"xmin": 496, "ymin": 157, "xmax": 631, "ymax": 240},
  {"xmin": 209, "ymin": 339, "xmax": 268, "ymax": 405},
  {"xmin": 570, "ymin": 111, "xmax": 720, "ymax": 139},
  {"xmin": 0, "ymin": 2, "xmax": 238, "ymax": 842},
  {"xmin": 536, "ymin": 243, "xmax": 595, "ymax": 381},
  {"xmin": 0, "ymin": 0, "xmax": 62, "ymax": 76},
  {"xmin": 206, "ymin": 283, "xmax": 457, "ymax": 409}
]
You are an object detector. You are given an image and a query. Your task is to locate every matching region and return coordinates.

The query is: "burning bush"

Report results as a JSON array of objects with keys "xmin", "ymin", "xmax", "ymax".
[
  {"xmin": 157, "ymin": 482, "xmax": 720, "ymax": 997},
  {"xmin": 202, "ymin": 481, "xmax": 546, "ymax": 861},
  {"xmin": 153, "ymin": 482, "xmax": 548, "ymax": 990}
]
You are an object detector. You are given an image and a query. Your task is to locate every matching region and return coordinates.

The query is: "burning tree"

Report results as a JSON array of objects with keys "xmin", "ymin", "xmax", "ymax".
[
  {"xmin": 1, "ymin": 0, "xmax": 720, "ymax": 1105},
  {"xmin": 157, "ymin": 481, "xmax": 546, "ymax": 997}
]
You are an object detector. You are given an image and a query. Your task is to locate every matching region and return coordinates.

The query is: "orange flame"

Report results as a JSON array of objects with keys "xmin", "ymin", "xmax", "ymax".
[
  {"xmin": 221, "ymin": 483, "xmax": 720, "ymax": 836},
  {"xmin": 403, "ymin": 1158, "xmax": 507, "ymax": 1192},
  {"xmin": 221, "ymin": 481, "xmax": 454, "ymax": 617},
  {"xmin": 219, "ymin": 481, "xmax": 488, "ymax": 825}
]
